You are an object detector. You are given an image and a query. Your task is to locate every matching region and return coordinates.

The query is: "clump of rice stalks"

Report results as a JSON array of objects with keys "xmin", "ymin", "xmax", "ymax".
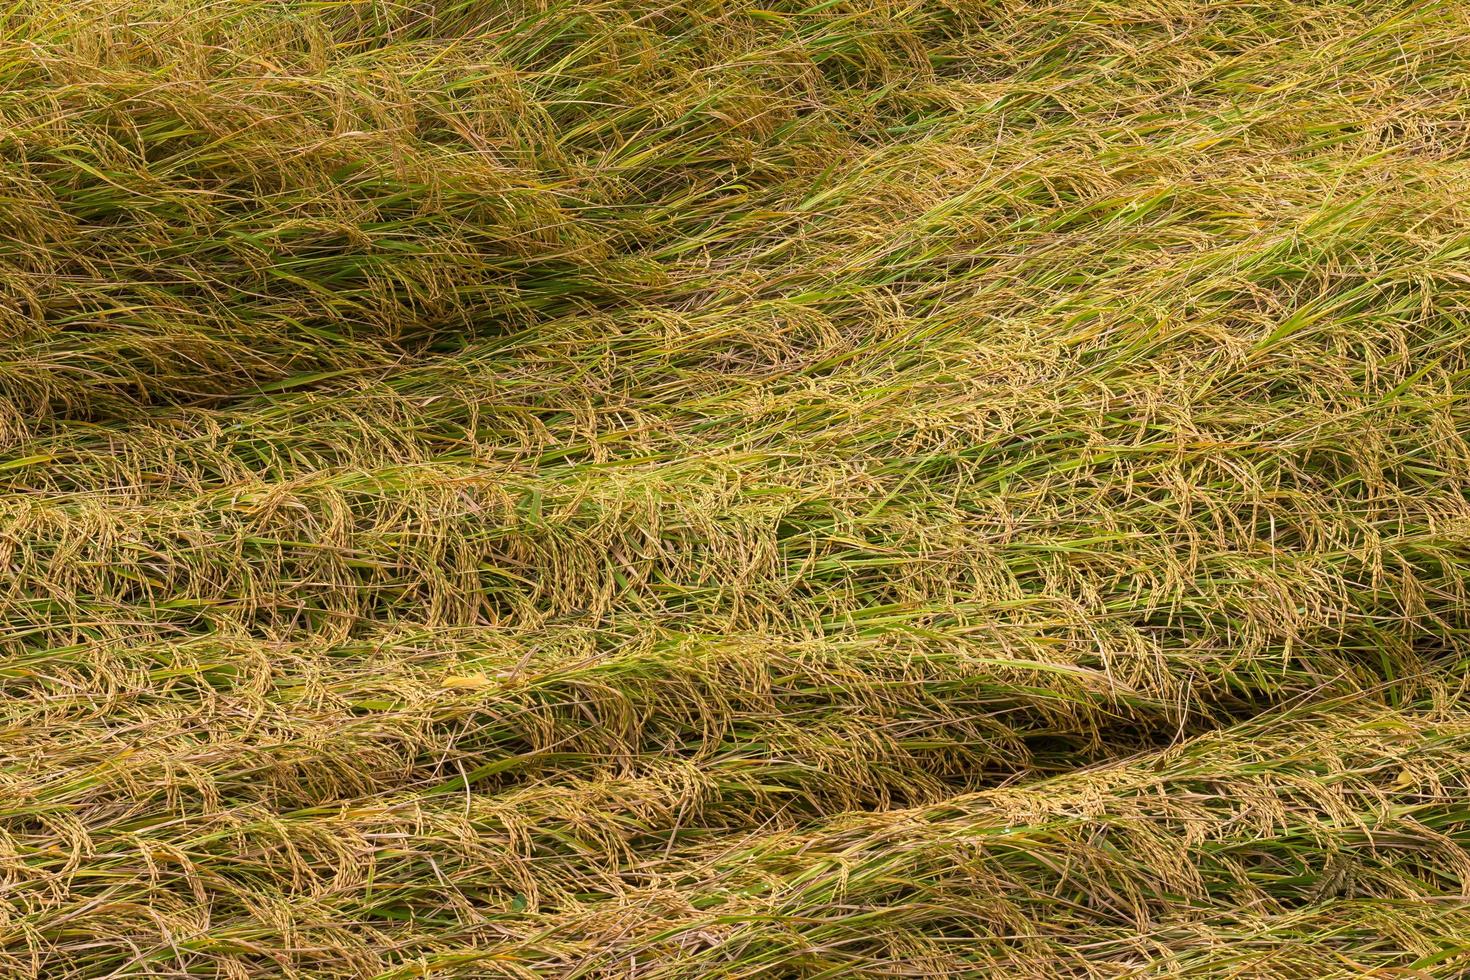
[{"xmin": 3, "ymin": 0, "xmax": 1470, "ymax": 976}]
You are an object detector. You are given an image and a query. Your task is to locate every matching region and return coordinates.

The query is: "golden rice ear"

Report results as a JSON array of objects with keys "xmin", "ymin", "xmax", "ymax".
[{"xmin": 4, "ymin": 0, "xmax": 1470, "ymax": 975}]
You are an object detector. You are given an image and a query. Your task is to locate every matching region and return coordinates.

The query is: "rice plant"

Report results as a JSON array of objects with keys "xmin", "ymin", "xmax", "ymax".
[{"xmin": 4, "ymin": 0, "xmax": 1470, "ymax": 976}]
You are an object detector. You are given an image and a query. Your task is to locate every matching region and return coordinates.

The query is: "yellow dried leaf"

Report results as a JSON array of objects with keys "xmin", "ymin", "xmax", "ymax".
[{"xmin": 442, "ymin": 673, "xmax": 492, "ymax": 691}]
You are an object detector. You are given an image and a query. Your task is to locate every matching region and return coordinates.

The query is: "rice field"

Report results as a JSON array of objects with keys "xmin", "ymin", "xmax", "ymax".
[{"xmin": 4, "ymin": 0, "xmax": 1470, "ymax": 975}]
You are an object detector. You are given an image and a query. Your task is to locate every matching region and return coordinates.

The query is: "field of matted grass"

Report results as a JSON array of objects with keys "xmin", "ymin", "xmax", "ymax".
[{"xmin": 4, "ymin": 0, "xmax": 1470, "ymax": 975}]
